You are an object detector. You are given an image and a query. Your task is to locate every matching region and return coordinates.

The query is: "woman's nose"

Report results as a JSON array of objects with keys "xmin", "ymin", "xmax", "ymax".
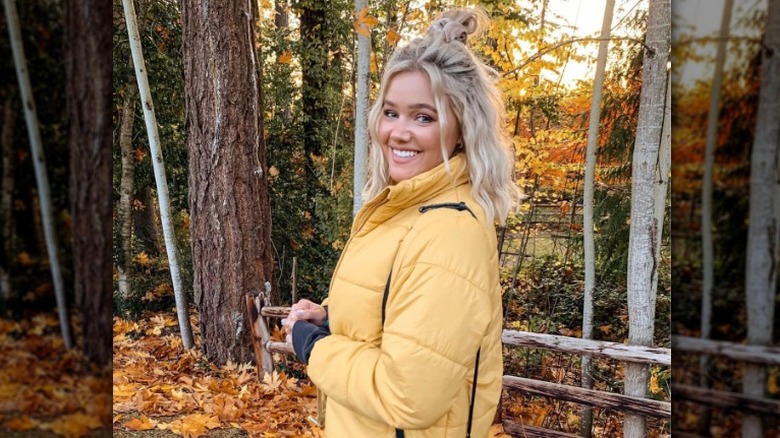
[{"xmin": 389, "ymin": 123, "xmax": 412, "ymax": 143}]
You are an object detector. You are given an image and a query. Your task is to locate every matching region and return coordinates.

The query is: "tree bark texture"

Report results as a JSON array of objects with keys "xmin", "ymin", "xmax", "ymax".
[
  {"xmin": 624, "ymin": 0, "xmax": 670, "ymax": 436},
  {"xmin": 353, "ymin": 0, "xmax": 370, "ymax": 217},
  {"xmin": 183, "ymin": 0, "xmax": 276, "ymax": 364},
  {"xmin": 64, "ymin": 0, "xmax": 112, "ymax": 365},
  {"xmin": 117, "ymin": 86, "xmax": 136, "ymax": 304},
  {"xmin": 1, "ymin": 97, "xmax": 16, "ymax": 304},
  {"xmin": 743, "ymin": 0, "xmax": 780, "ymax": 435}
]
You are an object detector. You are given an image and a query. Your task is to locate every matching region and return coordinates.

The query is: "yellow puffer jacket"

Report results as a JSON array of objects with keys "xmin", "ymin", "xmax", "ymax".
[{"xmin": 307, "ymin": 154, "xmax": 503, "ymax": 437}]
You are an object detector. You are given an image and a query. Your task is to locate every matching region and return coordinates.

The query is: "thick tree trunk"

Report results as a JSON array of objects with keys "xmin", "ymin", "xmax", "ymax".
[
  {"xmin": 1, "ymin": 97, "xmax": 16, "ymax": 306},
  {"xmin": 581, "ymin": 3, "xmax": 614, "ymax": 436},
  {"xmin": 624, "ymin": 1, "xmax": 670, "ymax": 437},
  {"xmin": 743, "ymin": 0, "xmax": 780, "ymax": 435},
  {"xmin": 117, "ymin": 86, "xmax": 136, "ymax": 305},
  {"xmin": 183, "ymin": 0, "xmax": 276, "ymax": 364},
  {"xmin": 64, "ymin": 0, "xmax": 112, "ymax": 365}
]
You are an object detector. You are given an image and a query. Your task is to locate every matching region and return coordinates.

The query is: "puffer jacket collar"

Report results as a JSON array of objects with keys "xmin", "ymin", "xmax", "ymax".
[{"xmin": 353, "ymin": 154, "xmax": 470, "ymax": 235}]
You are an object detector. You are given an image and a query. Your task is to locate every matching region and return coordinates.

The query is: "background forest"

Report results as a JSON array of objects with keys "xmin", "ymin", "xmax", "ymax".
[
  {"xmin": 0, "ymin": 0, "xmax": 681, "ymax": 436},
  {"xmin": 107, "ymin": 0, "xmax": 673, "ymax": 436}
]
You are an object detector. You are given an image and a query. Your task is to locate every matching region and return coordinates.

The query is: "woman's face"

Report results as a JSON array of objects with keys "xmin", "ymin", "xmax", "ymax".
[{"xmin": 378, "ymin": 70, "xmax": 460, "ymax": 183}]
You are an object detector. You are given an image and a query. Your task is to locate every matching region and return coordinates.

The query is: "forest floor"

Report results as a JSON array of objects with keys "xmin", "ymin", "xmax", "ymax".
[
  {"xmin": 109, "ymin": 304, "xmax": 679, "ymax": 437},
  {"xmin": 0, "ymin": 311, "xmax": 112, "ymax": 437},
  {"xmin": 110, "ymin": 307, "xmax": 511, "ymax": 437}
]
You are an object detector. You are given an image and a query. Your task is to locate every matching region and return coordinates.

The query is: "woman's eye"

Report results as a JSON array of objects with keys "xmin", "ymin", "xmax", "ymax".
[
  {"xmin": 384, "ymin": 110, "xmax": 397, "ymax": 118},
  {"xmin": 416, "ymin": 114, "xmax": 433, "ymax": 123}
]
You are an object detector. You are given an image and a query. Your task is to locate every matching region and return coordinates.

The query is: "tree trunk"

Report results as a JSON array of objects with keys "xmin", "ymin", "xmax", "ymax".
[
  {"xmin": 122, "ymin": 0, "xmax": 194, "ymax": 349},
  {"xmin": 183, "ymin": 0, "xmax": 276, "ymax": 364},
  {"xmin": 743, "ymin": 0, "xmax": 780, "ymax": 435},
  {"xmin": 6, "ymin": 0, "xmax": 73, "ymax": 349},
  {"xmin": 699, "ymin": 2, "xmax": 732, "ymax": 434},
  {"xmin": 133, "ymin": 184, "xmax": 161, "ymax": 256},
  {"xmin": 581, "ymin": 2, "xmax": 614, "ymax": 436},
  {"xmin": 64, "ymin": 0, "xmax": 112, "ymax": 365},
  {"xmin": 353, "ymin": 0, "xmax": 370, "ymax": 217},
  {"xmin": 299, "ymin": 0, "xmax": 329, "ymax": 211},
  {"xmin": 624, "ymin": 1, "xmax": 670, "ymax": 437},
  {"xmin": 1, "ymin": 96, "xmax": 16, "ymax": 306},
  {"xmin": 117, "ymin": 85, "xmax": 136, "ymax": 305}
]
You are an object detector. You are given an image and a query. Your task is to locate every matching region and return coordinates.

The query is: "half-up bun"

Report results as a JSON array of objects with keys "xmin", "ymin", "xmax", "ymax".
[{"xmin": 426, "ymin": 8, "xmax": 488, "ymax": 44}]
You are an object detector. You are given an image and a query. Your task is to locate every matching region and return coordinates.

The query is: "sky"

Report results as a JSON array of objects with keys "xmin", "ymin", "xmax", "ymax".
[
  {"xmin": 545, "ymin": 0, "xmax": 648, "ymax": 86},
  {"xmin": 673, "ymin": 0, "xmax": 767, "ymax": 87}
]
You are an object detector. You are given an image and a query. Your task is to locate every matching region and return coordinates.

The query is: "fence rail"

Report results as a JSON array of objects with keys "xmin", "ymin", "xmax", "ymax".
[
  {"xmin": 504, "ymin": 330, "xmax": 671, "ymax": 366},
  {"xmin": 672, "ymin": 335, "xmax": 780, "ymax": 365},
  {"xmin": 245, "ymin": 292, "xmax": 672, "ymax": 436}
]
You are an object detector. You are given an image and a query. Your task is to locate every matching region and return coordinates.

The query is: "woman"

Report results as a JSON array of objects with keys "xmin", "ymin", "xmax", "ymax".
[{"xmin": 284, "ymin": 8, "xmax": 518, "ymax": 437}]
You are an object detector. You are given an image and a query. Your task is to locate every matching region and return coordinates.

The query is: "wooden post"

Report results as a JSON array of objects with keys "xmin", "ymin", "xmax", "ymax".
[
  {"xmin": 291, "ymin": 256, "xmax": 298, "ymax": 304},
  {"xmin": 244, "ymin": 290, "xmax": 274, "ymax": 376}
]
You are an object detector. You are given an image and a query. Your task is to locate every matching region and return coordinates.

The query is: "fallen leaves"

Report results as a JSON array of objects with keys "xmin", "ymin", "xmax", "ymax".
[
  {"xmin": 113, "ymin": 308, "xmax": 322, "ymax": 437},
  {"xmin": 0, "ymin": 312, "xmax": 111, "ymax": 437}
]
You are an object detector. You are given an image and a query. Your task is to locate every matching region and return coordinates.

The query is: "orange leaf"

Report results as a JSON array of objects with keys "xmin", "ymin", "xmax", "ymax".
[
  {"xmin": 166, "ymin": 413, "xmax": 221, "ymax": 438},
  {"xmin": 5, "ymin": 416, "xmax": 37, "ymax": 431},
  {"xmin": 277, "ymin": 50, "xmax": 293, "ymax": 64},
  {"xmin": 387, "ymin": 29, "xmax": 401, "ymax": 46},
  {"xmin": 43, "ymin": 412, "xmax": 103, "ymax": 438},
  {"xmin": 124, "ymin": 415, "xmax": 157, "ymax": 431}
]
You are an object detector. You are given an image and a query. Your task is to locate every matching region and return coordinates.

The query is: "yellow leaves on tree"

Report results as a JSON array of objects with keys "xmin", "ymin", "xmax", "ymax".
[{"xmin": 353, "ymin": 7, "xmax": 379, "ymax": 38}]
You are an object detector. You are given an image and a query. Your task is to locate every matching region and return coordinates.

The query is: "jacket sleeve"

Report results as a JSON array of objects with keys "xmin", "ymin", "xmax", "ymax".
[{"xmin": 306, "ymin": 215, "xmax": 495, "ymax": 429}]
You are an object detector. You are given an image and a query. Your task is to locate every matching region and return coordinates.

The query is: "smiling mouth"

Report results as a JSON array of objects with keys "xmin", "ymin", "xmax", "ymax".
[{"xmin": 392, "ymin": 148, "xmax": 419, "ymax": 158}]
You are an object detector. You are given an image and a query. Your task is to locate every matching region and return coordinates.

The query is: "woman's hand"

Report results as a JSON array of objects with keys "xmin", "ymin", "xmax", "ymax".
[{"xmin": 282, "ymin": 299, "xmax": 327, "ymax": 345}]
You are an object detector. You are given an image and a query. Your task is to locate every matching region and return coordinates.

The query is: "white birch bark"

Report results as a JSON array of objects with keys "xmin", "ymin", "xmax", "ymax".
[
  {"xmin": 1, "ymin": 97, "xmax": 15, "ymax": 305},
  {"xmin": 624, "ymin": 0, "xmax": 670, "ymax": 436},
  {"xmin": 122, "ymin": 0, "xmax": 194, "ymax": 348},
  {"xmin": 581, "ymin": 2, "xmax": 614, "ymax": 436},
  {"xmin": 743, "ymin": 0, "xmax": 780, "ymax": 435},
  {"xmin": 3, "ymin": 0, "xmax": 73, "ymax": 349},
  {"xmin": 353, "ymin": 0, "xmax": 371, "ymax": 217},
  {"xmin": 699, "ymin": 1, "xmax": 732, "ymax": 433},
  {"xmin": 117, "ymin": 87, "xmax": 136, "ymax": 303}
]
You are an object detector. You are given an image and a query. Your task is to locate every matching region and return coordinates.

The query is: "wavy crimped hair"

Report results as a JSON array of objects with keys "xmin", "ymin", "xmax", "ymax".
[{"xmin": 363, "ymin": 7, "xmax": 519, "ymax": 225}]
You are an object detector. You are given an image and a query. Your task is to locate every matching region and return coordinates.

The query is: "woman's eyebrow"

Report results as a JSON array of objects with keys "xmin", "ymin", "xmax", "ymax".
[{"xmin": 383, "ymin": 99, "xmax": 438, "ymax": 113}]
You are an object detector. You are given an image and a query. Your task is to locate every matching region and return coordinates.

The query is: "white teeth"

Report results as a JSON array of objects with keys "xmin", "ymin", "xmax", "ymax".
[{"xmin": 392, "ymin": 149, "xmax": 419, "ymax": 158}]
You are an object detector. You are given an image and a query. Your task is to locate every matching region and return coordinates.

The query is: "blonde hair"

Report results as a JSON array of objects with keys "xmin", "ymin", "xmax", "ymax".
[{"xmin": 363, "ymin": 8, "xmax": 519, "ymax": 225}]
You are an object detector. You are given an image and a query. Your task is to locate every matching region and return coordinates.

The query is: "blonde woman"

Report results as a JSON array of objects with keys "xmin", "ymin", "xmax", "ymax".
[{"xmin": 284, "ymin": 8, "xmax": 518, "ymax": 437}]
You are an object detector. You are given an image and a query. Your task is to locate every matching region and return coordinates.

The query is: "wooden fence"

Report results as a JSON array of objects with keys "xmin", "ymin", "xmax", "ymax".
[
  {"xmin": 671, "ymin": 335, "xmax": 780, "ymax": 433},
  {"xmin": 245, "ymin": 290, "xmax": 671, "ymax": 436}
]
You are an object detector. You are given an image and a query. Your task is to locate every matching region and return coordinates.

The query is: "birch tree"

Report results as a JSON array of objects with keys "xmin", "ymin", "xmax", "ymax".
[
  {"xmin": 624, "ymin": 0, "xmax": 670, "ymax": 436},
  {"xmin": 581, "ymin": 1, "xmax": 614, "ymax": 436},
  {"xmin": 122, "ymin": 0, "xmax": 194, "ymax": 349},
  {"xmin": 5, "ymin": 0, "xmax": 73, "ymax": 349},
  {"xmin": 743, "ymin": 0, "xmax": 780, "ymax": 435},
  {"xmin": 699, "ymin": 1, "xmax": 732, "ymax": 433},
  {"xmin": 353, "ymin": 0, "xmax": 371, "ymax": 217}
]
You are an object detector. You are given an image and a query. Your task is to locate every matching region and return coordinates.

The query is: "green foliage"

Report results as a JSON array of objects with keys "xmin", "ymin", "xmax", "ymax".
[{"xmin": 112, "ymin": 0, "xmax": 191, "ymax": 314}]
